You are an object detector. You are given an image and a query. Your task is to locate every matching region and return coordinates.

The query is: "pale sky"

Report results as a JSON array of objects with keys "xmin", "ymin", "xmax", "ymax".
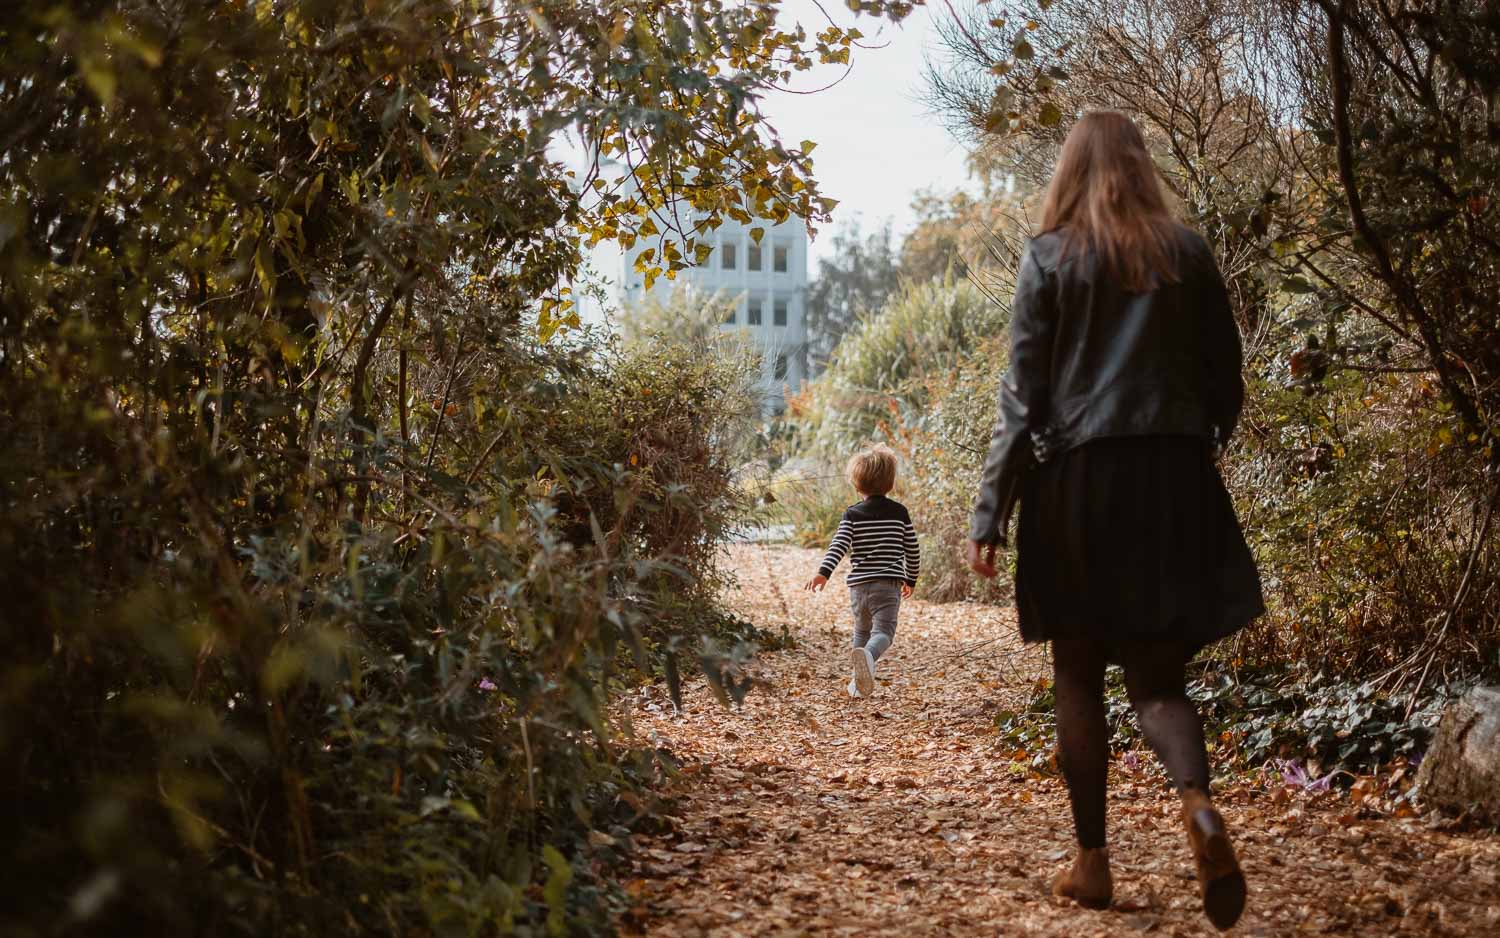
[{"xmin": 761, "ymin": 1, "xmax": 974, "ymax": 263}]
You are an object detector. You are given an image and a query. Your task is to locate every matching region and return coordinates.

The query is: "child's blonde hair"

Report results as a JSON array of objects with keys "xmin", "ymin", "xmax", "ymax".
[{"xmin": 846, "ymin": 444, "xmax": 898, "ymax": 496}]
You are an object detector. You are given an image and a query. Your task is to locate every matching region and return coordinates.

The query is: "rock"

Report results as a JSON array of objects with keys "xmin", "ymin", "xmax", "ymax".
[{"xmin": 1416, "ymin": 685, "xmax": 1500, "ymax": 824}]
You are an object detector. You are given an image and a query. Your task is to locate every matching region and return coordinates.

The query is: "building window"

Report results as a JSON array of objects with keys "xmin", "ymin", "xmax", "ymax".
[
  {"xmin": 773, "ymin": 243, "xmax": 789, "ymax": 273},
  {"xmin": 773, "ymin": 298, "xmax": 788, "ymax": 326},
  {"xmin": 748, "ymin": 243, "xmax": 762, "ymax": 271},
  {"xmin": 747, "ymin": 297, "xmax": 763, "ymax": 325},
  {"xmin": 723, "ymin": 303, "xmax": 737, "ymax": 325},
  {"xmin": 721, "ymin": 242, "xmax": 736, "ymax": 269},
  {"xmin": 774, "ymin": 354, "xmax": 788, "ymax": 380}
]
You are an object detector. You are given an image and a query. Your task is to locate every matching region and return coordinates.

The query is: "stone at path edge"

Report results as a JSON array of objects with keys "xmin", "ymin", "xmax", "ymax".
[{"xmin": 1417, "ymin": 685, "xmax": 1500, "ymax": 824}]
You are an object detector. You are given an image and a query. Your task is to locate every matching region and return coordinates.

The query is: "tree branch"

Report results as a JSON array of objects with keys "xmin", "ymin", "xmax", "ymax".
[{"xmin": 1324, "ymin": 1, "xmax": 1483, "ymax": 435}]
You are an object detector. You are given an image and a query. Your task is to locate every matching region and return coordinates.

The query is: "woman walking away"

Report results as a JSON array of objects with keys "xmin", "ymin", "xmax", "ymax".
[{"xmin": 966, "ymin": 111, "xmax": 1264, "ymax": 931}]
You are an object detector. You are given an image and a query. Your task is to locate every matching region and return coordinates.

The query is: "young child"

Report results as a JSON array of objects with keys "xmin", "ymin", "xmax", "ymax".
[{"xmin": 803, "ymin": 444, "xmax": 920, "ymax": 697}]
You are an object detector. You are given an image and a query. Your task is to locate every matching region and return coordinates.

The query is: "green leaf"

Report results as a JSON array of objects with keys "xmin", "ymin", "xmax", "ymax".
[
  {"xmin": 541, "ymin": 845, "xmax": 572, "ymax": 936},
  {"xmin": 254, "ymin": 241, "xmax": 276, "ymax": 298},
  {"xmin": 261, "ymin": 641, "xmax": 305, "ymax": 695},
  {"xmin": 106, "ymin": 21, "xmax": 163, "ymax": 68},
  {"xmin": 79, "ymin": 53, "xmax": 117, "ymax": 106},
  {"xmin": 304, "ymin": 172, "xmax": 324, "ymax": 213}
]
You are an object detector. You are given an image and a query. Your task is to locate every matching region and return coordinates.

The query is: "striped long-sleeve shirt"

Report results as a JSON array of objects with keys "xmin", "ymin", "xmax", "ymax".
[{"xmin": 816, "ymin": 494, "xmax": 921, "ymax": 587}]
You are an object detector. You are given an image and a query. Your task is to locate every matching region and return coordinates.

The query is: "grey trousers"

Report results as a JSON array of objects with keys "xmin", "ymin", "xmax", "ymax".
[{"xmin": 849, "ymin": 579, "xmax": 903, "ymax": 661}]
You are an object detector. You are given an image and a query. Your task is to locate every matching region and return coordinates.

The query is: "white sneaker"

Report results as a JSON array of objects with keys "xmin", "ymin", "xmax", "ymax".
[
  {"xmin": 847, "ymin": 676, "xmax": 861, "ymax": 698},
  {"xmin": 851, "ymin": 647, "xmax": 876, "ymax": 697}
]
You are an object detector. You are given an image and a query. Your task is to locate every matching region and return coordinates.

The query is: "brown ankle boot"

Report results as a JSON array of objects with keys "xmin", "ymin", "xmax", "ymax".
[
  {"xmin": 1181, "ymin": 788, "xmax": 1246, "ymax": 930},
  {"xmin": 1051, "ymin": 846, "xmax": 1112, "ymax": 910}
]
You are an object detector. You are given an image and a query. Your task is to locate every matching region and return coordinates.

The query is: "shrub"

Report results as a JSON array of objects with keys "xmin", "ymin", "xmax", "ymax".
[
  {"xmin": 0, "ymin": 320, "xmax": 759, "ymax": 934},
  {"xmin": 892, "ymin": 333, "xmax": 1016, "ymax": 603},
  {"xmin": 765, "ymin": 467, "xmax": 857, "ymax": 550},
  {"xmin": 1222, "ymin": 364, "xmax": 1500, "ymax": 679},
  {"xmin": 792, "ymin": 276, "xmax": 1007, "ymax": 458}
]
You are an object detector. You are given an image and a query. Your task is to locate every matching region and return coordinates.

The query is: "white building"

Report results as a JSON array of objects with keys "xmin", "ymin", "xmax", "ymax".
[
  {"xmin": 617, "ymin": 214, "xmax": 809, "ymax": 414},
  {"xmin": 562, "ymin": 151, "xmax": 812, "ymax": 413}
]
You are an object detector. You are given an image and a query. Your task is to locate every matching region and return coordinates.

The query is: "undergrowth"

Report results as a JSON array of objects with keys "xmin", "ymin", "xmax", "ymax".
[{"xmin": 992, "ymin": 664, "xmax": 1450, "ymax": 791}]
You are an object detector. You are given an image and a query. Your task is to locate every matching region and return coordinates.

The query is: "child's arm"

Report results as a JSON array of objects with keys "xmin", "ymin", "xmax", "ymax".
[
  {"xmin": 901, "ymin": 515, "xmax": 921, "ymax": 598},
  {"xmin": 804, "ymin": 515, "xmax": 852, "ymax": 591}
]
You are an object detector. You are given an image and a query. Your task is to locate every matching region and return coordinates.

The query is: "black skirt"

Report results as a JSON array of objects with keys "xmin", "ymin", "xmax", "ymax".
[{"xmin": 1015, "ymin": 435, "xmax": 1264, "ymax": 651}]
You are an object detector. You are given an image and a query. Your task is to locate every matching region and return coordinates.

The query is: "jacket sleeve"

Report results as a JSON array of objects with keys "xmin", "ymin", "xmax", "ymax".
[
  {"xmin": 901, "ymin": 513, "xmax": 921, "ymax": 587},
  {"xmin": 817, "ymin": 514, "xmax": 852, "ymax": 578},
  {"xmin": 969, "ymin": 242, "xmax": 1056, "ymax": 545},
  {"xmin": 1201, "ymin": 253, "xmax": 1244, "ymax": 447}
]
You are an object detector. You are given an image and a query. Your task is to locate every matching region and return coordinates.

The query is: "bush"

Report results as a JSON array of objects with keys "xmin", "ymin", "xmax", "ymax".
[
  {"xmin": 991, "ymin": 663, "xmax": 1449, "ymax": 788},
  {"xmin": 792, "ymin": 276, "xmax": 1008, "ymax": 458},
  {"xmin": 764, "ymin": 466, "xmax": 857, "ymax": 550},
  {"xmin": 1222, "ymin": 362, "xmax": 1500, "ymax": 679},
  {"xmin": 892, "ymin": 333, "xmax": 1016, "ymax": 602},
  {"xmin": 0, "ymin": 318, "xmax": 759, "ymax": 934}
]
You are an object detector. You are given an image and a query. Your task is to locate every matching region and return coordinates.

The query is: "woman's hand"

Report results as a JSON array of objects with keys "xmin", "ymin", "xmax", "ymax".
[
  {"xmin": 966, "ymin": 539, "xmax": 999, "ymax": 579},
  {"xmin": 900, "ymin": 582, "xmax": 913, "ymax": 599},
  {"xmin": 804, "ymin": 574, "xmax": 827, "ymax": 592}
]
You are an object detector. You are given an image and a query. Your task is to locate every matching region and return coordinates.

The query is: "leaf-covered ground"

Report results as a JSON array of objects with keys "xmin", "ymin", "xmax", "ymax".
[{"xmin": 619, "ymin": 546, "xmax": 1500, "ymax": 936}]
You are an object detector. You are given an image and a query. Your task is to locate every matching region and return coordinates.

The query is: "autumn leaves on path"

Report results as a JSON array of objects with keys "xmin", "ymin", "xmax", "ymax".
[{"xmin": 622, "ymin": 546, "xmax": 1500, "ymax": 937}]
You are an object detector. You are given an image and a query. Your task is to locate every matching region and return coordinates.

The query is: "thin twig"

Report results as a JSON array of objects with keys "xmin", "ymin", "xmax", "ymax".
[
  {"xmin": 519, "ymin": 717, "xmax": 536, "ymax": 809},
  {"xmin": 423, "ymin": 317, "xmax": 469, "ymax": 471},
  {"xmin": 1402, "ymin": 476, "xmax": 1499, "ymax": 718}
]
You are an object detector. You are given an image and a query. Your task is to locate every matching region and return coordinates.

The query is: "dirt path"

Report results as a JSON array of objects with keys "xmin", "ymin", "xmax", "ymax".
[{"xmin": 620, "ymin": 545, "xmax": 1500, "ymax": 937}]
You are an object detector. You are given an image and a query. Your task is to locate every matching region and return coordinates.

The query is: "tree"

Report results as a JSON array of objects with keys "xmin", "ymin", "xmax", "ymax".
[
  {"xmin": 805, "ymin": 220, "xmax": 902, "ymax": 371},
  {"xmin": 899, "ymin": 185, "xmax": 1030, "ymax": 285}
]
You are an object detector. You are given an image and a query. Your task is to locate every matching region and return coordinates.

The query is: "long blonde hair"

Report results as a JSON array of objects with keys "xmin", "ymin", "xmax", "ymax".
[{"xmin": 1039, "ymin": 111, "xmax": 1180, "ymax": 292}]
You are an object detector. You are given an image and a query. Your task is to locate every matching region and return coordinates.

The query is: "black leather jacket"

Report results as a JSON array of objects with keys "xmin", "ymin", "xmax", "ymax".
[{"xmin": 969, "ymin": 225, "xmax": 1244, "ymax": 546}]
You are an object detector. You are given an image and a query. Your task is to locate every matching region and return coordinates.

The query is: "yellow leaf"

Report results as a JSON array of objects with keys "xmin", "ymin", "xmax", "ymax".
[
  {"xmin": 79, "ymin": 53, "xmax": 117, "ymax": 106},
  {"xmin": 749, "ymin": 226, "xmax": 765, "ymax": 244},
  {"xmin": 538, "ymin": 310, "xmax": 561, "ymax": 344},
  {"xmin": 254, "ymin": 242, "xmax": 276, "ymax": 298},
  {"xmin": 304, "ymin": 172, "xmax": 324, "ymax": 213}
]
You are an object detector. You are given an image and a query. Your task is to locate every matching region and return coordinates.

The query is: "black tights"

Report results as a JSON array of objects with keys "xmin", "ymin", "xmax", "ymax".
[{"xmin": 1052, "ymin": 639, "xmax": 1211, "ymax": 849}]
